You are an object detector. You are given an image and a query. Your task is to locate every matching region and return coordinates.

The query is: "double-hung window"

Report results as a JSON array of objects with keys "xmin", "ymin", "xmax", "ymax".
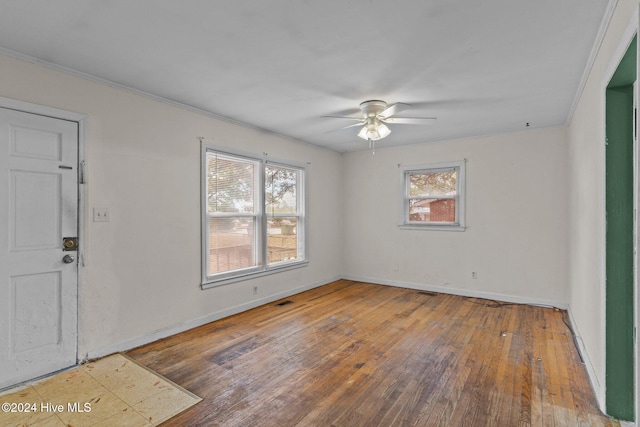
[
  {"xmin": 202, "ymin": 146, "xmax": 307, "ymax": 287},
  {"xmin": 399, "ymin": 160, "xmax": 466, "ymax": 230}
]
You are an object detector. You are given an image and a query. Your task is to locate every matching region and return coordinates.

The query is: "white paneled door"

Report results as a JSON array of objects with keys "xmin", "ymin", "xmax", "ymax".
[{"xmin": 0, "ymin": 108, "xmax": 78, "ymax": 389}]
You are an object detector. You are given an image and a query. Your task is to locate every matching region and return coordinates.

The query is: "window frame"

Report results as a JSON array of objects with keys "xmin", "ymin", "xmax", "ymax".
[
  {"xmin": 201, "ymin": 144, "xmax": 308, "ymax": 288},
  {"xmin": 398, "ymin": 160, "xmax": 466, "ymax": 231}
]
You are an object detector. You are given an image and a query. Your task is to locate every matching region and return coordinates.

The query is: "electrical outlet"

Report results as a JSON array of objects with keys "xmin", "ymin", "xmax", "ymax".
[
  {"xmin": 253, "ymin": 286, "xmax": 258, "ymax": 295},
  {"xmin": 471, "ymin": 272, "xmax": 477, "ymax": 279},
  {"xmin": 93, "ymin": 207, "xmax": 110, "ymax": 222}
]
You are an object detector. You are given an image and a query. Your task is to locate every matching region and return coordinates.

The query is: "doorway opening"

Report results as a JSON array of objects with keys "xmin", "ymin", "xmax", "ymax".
[{"xmin": 605, "ymin": 34, "xmax": 636, "ymax": 421}]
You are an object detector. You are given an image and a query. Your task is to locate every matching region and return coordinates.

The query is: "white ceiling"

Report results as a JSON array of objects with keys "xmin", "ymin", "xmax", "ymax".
[{"xmin": 0, "ymin": 1, "xmax": 610, "ymax": 152}]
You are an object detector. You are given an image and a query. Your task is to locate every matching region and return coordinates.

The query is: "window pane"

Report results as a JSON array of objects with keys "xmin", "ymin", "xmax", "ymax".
[
  {"xmin": 409, "ymin": 170, "xmax": 457, "ymax": 197},
  {"xmin": 207, "ymin": 153, "xmax": 258, "ymax": 213},
  {"xmin": 267, "ymin": 217, "xmax": 300, "ymax": 264},
  {"xmin": 208, "ymin": 217, "xmax": 258, "ymax": 275},
  {"xmin": 266, "ymin": 166, "xmax": 298, "ymax": 214},
  {"xmin": 409, "ymin": 198, "xmax": 456, "ymax": 223}
]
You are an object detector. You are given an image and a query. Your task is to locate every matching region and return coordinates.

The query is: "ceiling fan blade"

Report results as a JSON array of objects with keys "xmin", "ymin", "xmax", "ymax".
[
  {"xmin": 324, "ymin": 122, "xmax": 365, "ymax": 134},
  {"xmin": 380, "ymin": 102, "xmax": 411, "ymax": 118},
  {"xmin": 340, "ymin": 122, "xmax": 365, "ymax": 129},
  {"xmin": 382, "ymin": 117, "xmax": 437, "ymax": 125},
  {"xmin": 322, "ymin": 115, "xmax": 363, "ymax": 121}
]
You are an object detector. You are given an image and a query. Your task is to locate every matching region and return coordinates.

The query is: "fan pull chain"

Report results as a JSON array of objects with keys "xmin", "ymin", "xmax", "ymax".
[{"xmin": 368, "ymin": 138, "xmax": 375, "ymax": 155}]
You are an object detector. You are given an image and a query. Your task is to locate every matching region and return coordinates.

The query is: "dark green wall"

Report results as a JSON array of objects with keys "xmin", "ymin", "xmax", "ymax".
[{"xmin": 605, "ymin": 35, "xmax": 636, "ymax": 421}]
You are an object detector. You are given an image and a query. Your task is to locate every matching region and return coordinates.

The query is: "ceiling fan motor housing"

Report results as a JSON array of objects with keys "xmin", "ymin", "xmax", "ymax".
[{"xmin": 359, "ymin": 100, "xmax": 388, "ymax": 118}]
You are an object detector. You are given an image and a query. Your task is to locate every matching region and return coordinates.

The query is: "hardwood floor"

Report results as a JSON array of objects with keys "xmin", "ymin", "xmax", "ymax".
[{"xmin": 126, "ymin": 280, "xmax": 619, "ymax": 426}]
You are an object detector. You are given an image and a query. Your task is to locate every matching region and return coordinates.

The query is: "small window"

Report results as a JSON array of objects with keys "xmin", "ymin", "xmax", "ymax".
[
  {"xmin": 202, "ymin": 146, "xmax": 307, "ymax": 287},
  {"xmin": 399, "ymin": 161, "xmax": 465, "ymax": 230}
]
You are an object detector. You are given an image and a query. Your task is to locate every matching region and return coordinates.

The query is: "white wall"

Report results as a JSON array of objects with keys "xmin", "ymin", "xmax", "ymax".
[
  {"xmin": 342, "ymin": 128, "xmax": 569, "ymax": 307},
  {"xmin": 566, "ymin": 0, "xmax": 638, "ymax": 410},
  {"xmin": 0, "ymin": 53, "xmax": 344, "ymax": 358}
]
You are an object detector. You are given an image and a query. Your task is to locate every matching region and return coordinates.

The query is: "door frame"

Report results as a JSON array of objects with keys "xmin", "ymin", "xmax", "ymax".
[
  {"xmin": 0, "ymin": 96, "xmax": 86, "ymax": 370},
  {"xmin": 605, "ymin": 39, "xmax": 636, "ymax": 420},
  {"xmin": 600, "ymin": 11, "xmax": 638, "ymax": 421}
]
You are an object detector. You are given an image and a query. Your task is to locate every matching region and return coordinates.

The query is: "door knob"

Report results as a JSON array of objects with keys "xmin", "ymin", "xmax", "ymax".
[{"xmin": 62, "ymin": 254, "xmax": 75, "ymax": 264}]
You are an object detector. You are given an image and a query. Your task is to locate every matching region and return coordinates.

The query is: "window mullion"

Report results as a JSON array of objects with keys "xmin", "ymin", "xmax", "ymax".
[
  {"xmin": 259, "ymin": 159, "xmax": 267, "ymax": 270},
  {"xmin": 407, "ymin": 195, "xmax": 457, "ymax": 201},
  {"xmin": 267, "ymin": 212, "xmax": 301, "ymax": 218},
  {"xmin": 209, "ymin": 213, "xmax": 259, "ymax": 219}
]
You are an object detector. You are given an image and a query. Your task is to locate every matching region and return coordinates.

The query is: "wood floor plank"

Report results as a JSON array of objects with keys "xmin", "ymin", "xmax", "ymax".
[{"xmin": 126, "ymin": 280, "xmax": 620, "ymax": 427}]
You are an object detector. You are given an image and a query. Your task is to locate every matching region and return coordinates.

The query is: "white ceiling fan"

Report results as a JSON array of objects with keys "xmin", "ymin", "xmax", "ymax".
[{"xmin": 325, "ymin": 100, "xmax": 437, "ymax": 142}]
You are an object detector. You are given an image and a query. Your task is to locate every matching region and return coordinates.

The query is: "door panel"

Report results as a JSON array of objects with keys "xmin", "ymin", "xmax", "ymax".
[
  {"xmin": 11, "ymin": 126, "xmax": 62, "ymax": 161},
  {"xmin": 11, "ymin": 272, "xmax": 62, "ymax": 353},
  {"xmin": 0, "ymin": 108, "xmax": 78, "ymax": 389},
  {"xmin": 11, "ymin": 171, "xmax": 61, "ymax": 250}
]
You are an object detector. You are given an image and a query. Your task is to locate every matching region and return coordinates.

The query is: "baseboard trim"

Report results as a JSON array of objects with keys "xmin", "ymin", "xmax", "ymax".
[
  {"xmin": 566, "ymin": 305, "xmax": 606, "ymax": 415},
  {"xmin": 83, "ymin": 276, "xmax": 340, "ymax": 361},
  {"xmin": 342, "ymin": 275, "xmax": 568, "ymax": 309}
]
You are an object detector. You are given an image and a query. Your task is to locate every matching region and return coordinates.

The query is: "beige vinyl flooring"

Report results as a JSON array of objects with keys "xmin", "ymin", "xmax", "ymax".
[{"xmin": 0, "ymin": 353, "xmax": 201, "ymax": 427}]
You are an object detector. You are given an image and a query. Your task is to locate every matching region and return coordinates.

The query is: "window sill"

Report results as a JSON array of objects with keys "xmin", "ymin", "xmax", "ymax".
[
  {"xmin": 399, "ymin": 224, "xmax": 466, "ymax": 232},
  {"xmin": 201, "ymin": 260, "xmax": 309, "ymax": 289}
]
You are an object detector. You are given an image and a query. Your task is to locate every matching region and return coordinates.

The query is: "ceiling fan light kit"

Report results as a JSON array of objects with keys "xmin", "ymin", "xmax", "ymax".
[{"xmin": 357, "ymin": 117, "xmax": 391, "ymax": 141}]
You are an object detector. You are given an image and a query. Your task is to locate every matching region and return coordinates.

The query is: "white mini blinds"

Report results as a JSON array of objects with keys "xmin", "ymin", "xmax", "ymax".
[
  {"xmin": 202, "ymin": 146, "xmax": 307, "ymax": 287},
  {"xmin": 399, "ymin": 161, "xmax": 466, "ymax": 231}
]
